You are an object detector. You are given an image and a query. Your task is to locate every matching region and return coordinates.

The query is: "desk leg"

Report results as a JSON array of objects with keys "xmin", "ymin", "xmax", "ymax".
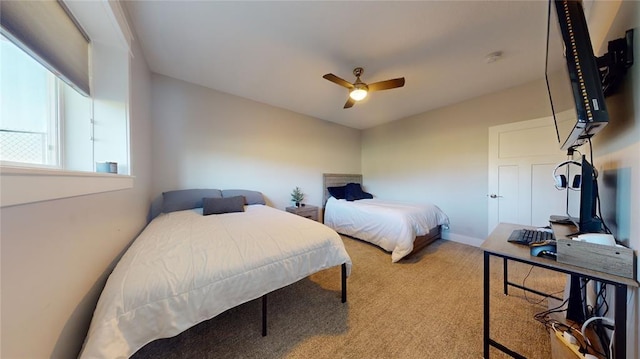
[
  {"xmin": 262, "ymin": 295, "xmax": 267, "ymax": 336},
  {"xmin": 503, "ymin": 258, "xmax": 508, "ymax": 296},
  {"xmin": 614, "ymin": 284, "xmax": 627, "ymax": 359},
  {"xmin": 484, "ymin": 251, "xmax": 490, "ymax": 358}
]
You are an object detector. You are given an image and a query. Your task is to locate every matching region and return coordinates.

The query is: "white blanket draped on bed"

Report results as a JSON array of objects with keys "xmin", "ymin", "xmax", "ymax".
[
  {"xmin": 324, "ymin": 197, "xmax": 449, "ymax": 262},
  {"xmin": 80, "ymin": 205, "xmax": 352, "ymax": 359}
]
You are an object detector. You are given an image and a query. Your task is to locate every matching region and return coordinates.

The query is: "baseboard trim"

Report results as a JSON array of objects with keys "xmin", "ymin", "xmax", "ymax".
[{"xmin": 443, "ymin": 232, "xmax": 484, "ymax": 247}]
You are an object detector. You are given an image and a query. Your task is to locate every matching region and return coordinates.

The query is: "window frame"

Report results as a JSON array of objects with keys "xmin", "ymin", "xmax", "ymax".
[
  {"xmin": 0, "ymin": 165, "xmax": 134, "ymax": 207},
  {"xmin": 0, "ymin": 0, "xmax": 134, "ymax": 208}
]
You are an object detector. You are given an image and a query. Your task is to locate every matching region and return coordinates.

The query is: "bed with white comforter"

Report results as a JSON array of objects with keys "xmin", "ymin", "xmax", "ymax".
[
  {"xmin": 324, "ymin": 197, "xmax": 449, "ymax": 262},
  {"xmin": 80, "ymin": 204, "xmax": 351, "ymax": 359}
]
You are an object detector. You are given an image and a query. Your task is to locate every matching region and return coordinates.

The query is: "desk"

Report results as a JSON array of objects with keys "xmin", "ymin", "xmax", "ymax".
[{"xmin": 482, "ymin": 223, "xmax": 638, "ymax": 359}]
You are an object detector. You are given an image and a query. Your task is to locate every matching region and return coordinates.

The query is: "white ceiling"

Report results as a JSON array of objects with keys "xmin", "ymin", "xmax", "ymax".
[{"xmin": 124, "ymin": 0, "xmax": 553, "ymax": 130}]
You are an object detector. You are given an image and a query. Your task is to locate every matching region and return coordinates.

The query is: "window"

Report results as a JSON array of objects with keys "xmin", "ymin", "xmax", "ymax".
[
  {"xmin": 0, "ymin": 35, "xmax": 92, "ymax": 168},
  {"xmin": 1, "ymin": 35, "xmax": 57, "ymax": 165},
  {"xmin": 0, "ymin": 0, "xmax": 133, "ymax": 207}
]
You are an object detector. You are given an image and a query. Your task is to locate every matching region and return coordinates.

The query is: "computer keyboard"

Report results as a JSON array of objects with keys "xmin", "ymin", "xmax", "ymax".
[{"xmin": 507, "ymin": 229, "xmax": 555, "ymax": 245}]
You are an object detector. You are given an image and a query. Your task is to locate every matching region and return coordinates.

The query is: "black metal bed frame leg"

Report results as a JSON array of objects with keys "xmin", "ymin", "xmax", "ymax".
[
  {"xmin": 262, "ymin": 294, "xmax": 267, "ymax": 336},
  {"xmin": 261, "ymin": 263, "xmax": 346, "ymax": 337},
  {"xmin": 341, "ymin": 263, "xmax": 347, "ymax": 303}
]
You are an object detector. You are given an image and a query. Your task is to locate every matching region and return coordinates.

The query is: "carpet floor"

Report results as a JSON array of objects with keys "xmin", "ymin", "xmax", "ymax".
[{"xmin": 132, "ymin": 236, "xmax": 566, "ymax": 359}]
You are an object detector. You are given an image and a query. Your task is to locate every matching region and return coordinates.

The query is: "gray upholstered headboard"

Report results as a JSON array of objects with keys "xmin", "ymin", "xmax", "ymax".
[{"xmin": 322, "ymin": 173, "xmax": 363, "ymax": 207}]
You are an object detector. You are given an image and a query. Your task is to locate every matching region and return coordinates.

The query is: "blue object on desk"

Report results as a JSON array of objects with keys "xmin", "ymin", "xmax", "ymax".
[{"xmin": 530, "ymin": 243, "xmax": 557, "ymax": 258}]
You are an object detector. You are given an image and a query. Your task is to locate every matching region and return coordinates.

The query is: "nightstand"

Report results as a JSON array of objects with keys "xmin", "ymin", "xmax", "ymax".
[{"xmin": 286, "ymin": 205, "xmax": 318, "ymax": 222}]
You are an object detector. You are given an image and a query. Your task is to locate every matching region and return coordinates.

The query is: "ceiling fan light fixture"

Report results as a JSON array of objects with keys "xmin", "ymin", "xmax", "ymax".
[
  {"xmin": 324, "ymin": 67, "xmax": 403, "ymax": 108},
  {"xmin": 349, "ymin": 88, "xmax": 368, "ymax": 101},
  {"xmin": 349, "ymin": 82, "xmax": 368, "ymax": 101}
]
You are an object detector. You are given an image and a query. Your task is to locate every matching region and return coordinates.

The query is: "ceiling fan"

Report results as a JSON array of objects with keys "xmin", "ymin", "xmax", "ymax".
[{"xmin": 323, "ymin": 67, "xmax": 405, "ymax": 109}]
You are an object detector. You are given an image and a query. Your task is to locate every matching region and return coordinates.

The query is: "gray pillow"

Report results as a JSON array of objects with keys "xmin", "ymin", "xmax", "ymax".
[
  {"xmin": 203, "ymin": 196, "xmax": 245, "ymax": 215},
  {"xmin": 221, "ymin": 189, "xmax": 266, "ymax": 205},
  {"xmin": 162, "ymin": 189, "xmax": 223, "ymax": 213}
]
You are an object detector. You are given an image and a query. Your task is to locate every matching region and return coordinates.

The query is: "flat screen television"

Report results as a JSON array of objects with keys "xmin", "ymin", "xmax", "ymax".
[{"xmin": 545, "ymin": 0, "xmax": 609, "ymax": 151}]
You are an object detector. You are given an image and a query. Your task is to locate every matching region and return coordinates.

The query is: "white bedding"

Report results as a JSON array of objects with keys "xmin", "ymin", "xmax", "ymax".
[
  {"xmin": 80, "ymin": 205, "xmax": 352, "ymax": 359},
  {"xmin": 324, "ymin": 197, "xmax": 449, "ymax": 262}
]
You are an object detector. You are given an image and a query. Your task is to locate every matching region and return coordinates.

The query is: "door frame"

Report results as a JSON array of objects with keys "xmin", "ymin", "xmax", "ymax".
[{"xmin": 488, "ymin": 116, "xmax": 569, "ymax": 233}]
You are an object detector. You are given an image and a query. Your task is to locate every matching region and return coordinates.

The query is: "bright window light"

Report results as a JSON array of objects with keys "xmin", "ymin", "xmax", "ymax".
[{"xmin": 0, "ymin": 35, "xmax": 59, "ymax": 166}]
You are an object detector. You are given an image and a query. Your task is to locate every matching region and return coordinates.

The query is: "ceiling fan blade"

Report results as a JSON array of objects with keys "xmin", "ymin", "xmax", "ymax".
[
  {"xmin": 323, "ymin": 73, "xmax": 354, "ymax": 89},
  {"xmin": 343, "ymin": 97, "xmax": 355, "ymax": 109},
  {"xmin": 367, "ymin": 77, "xmax": 405, "ymax": 92}
]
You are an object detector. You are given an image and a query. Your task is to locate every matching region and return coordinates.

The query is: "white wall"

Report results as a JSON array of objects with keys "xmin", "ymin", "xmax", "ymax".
[
  {"xmin": 591, "ymin": 2, "xmax": 639, "ymax": 357},
  {"xmin": 0, "ymin": 2, "xmax": 635, "ymax": 358},
  {"xmin": 150, "ymin": 74, "xmax": 361, "ymax": 210},
  {"xmin": 0, "ymin": 36, "xmax": 152, "ymax": 358},
  {"xmin": 593, "ymin": 0, "xmax": 639, "ymax": 250}
]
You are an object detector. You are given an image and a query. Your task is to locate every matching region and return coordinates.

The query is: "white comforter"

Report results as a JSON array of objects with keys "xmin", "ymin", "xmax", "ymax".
[
  {"xmin": 80, "ymin": 205, "xmax": 351, "ymax": 359},
  {"xmin": 324, "ymin": 197, "xmax": 449, "ymax": 262}
]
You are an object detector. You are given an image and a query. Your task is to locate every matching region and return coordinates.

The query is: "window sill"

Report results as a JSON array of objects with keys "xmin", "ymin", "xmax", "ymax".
[{"xmin": 0, "ymin": 166, "xmax": 134, "ymax": 207}]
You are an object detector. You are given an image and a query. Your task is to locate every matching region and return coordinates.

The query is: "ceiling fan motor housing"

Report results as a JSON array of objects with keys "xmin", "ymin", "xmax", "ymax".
[{"xmin": 352, "ymin": 68, "xmax": 368, "ymax": 93}]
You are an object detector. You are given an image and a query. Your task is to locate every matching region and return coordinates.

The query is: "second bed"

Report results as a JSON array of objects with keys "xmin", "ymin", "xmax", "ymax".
[{"xmin": 323, "ymin": 174, "xmax": 450, "ymax": 262}]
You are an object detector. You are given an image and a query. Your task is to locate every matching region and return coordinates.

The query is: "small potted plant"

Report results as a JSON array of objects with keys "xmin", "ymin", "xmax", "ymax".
[{"xmin": 291, "ymin": 186, "xmax": 304, "ymax": 207}]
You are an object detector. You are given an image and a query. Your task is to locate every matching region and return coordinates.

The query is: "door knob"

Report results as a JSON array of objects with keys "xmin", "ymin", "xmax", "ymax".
[{"xmin": 488, "ymin": 194, "xmax": 503, "ymax": 198}]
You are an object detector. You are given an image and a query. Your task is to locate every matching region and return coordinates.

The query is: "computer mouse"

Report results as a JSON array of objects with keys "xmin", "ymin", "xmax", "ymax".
[
  {"xmin": 538, "ymin": 250, "xmax": 557, "ymax": 259},
  {"xmin": 530, "ymin": 243, "xmax": 557, "ymax": 258}
]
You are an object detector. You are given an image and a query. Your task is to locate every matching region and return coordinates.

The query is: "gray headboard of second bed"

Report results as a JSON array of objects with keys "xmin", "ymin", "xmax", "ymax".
[{"xmin": 322, "ymin": 173, "xmax": 363, "ymax": 207}]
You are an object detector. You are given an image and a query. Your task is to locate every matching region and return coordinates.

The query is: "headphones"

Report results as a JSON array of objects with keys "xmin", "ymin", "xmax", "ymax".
[{"xmin": 553, "ymin": 160, "xmax": 581, "ymax": 190}]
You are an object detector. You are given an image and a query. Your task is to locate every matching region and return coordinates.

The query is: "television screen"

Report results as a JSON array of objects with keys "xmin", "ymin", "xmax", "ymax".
[{"xmin": 545, "ymin": 0, "xmax": 608, "ymax": 150}]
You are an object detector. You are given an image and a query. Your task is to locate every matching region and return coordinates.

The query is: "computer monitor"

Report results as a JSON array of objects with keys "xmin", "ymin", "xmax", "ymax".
[
  {"xmin": 566, "ymin": 155, "xmax": 603, "ymax": 234},
  {"xmin": 578, "ymin": 155, "xmax": 603, "ymax": 233},
  {"xmin": 564, "ymin": 155, "xmax": 602, "ymax": 324}
]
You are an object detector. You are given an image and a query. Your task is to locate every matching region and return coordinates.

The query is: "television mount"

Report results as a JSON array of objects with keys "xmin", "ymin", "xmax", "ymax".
[{"xmin": 597, "ymin": 29, "xmax": 634, "ymax": 97}]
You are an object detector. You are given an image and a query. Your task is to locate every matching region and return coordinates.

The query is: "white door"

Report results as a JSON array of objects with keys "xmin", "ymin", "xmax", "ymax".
[{"xmin": 488, "ymin": 117, "xmax": 571, "ymax": 233}]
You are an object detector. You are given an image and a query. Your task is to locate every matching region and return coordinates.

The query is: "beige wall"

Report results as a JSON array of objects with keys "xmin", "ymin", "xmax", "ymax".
[
  {"xmin": 150, "ymin": 74, "xmax": 362, "ymax": 210},
  {"xmin": 0, "ymin": 38, "xmax": 152, "ymax": 358},
  {"xmin": 362, "ymin": 78, "xmax": 552, "ymax": 241}
]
